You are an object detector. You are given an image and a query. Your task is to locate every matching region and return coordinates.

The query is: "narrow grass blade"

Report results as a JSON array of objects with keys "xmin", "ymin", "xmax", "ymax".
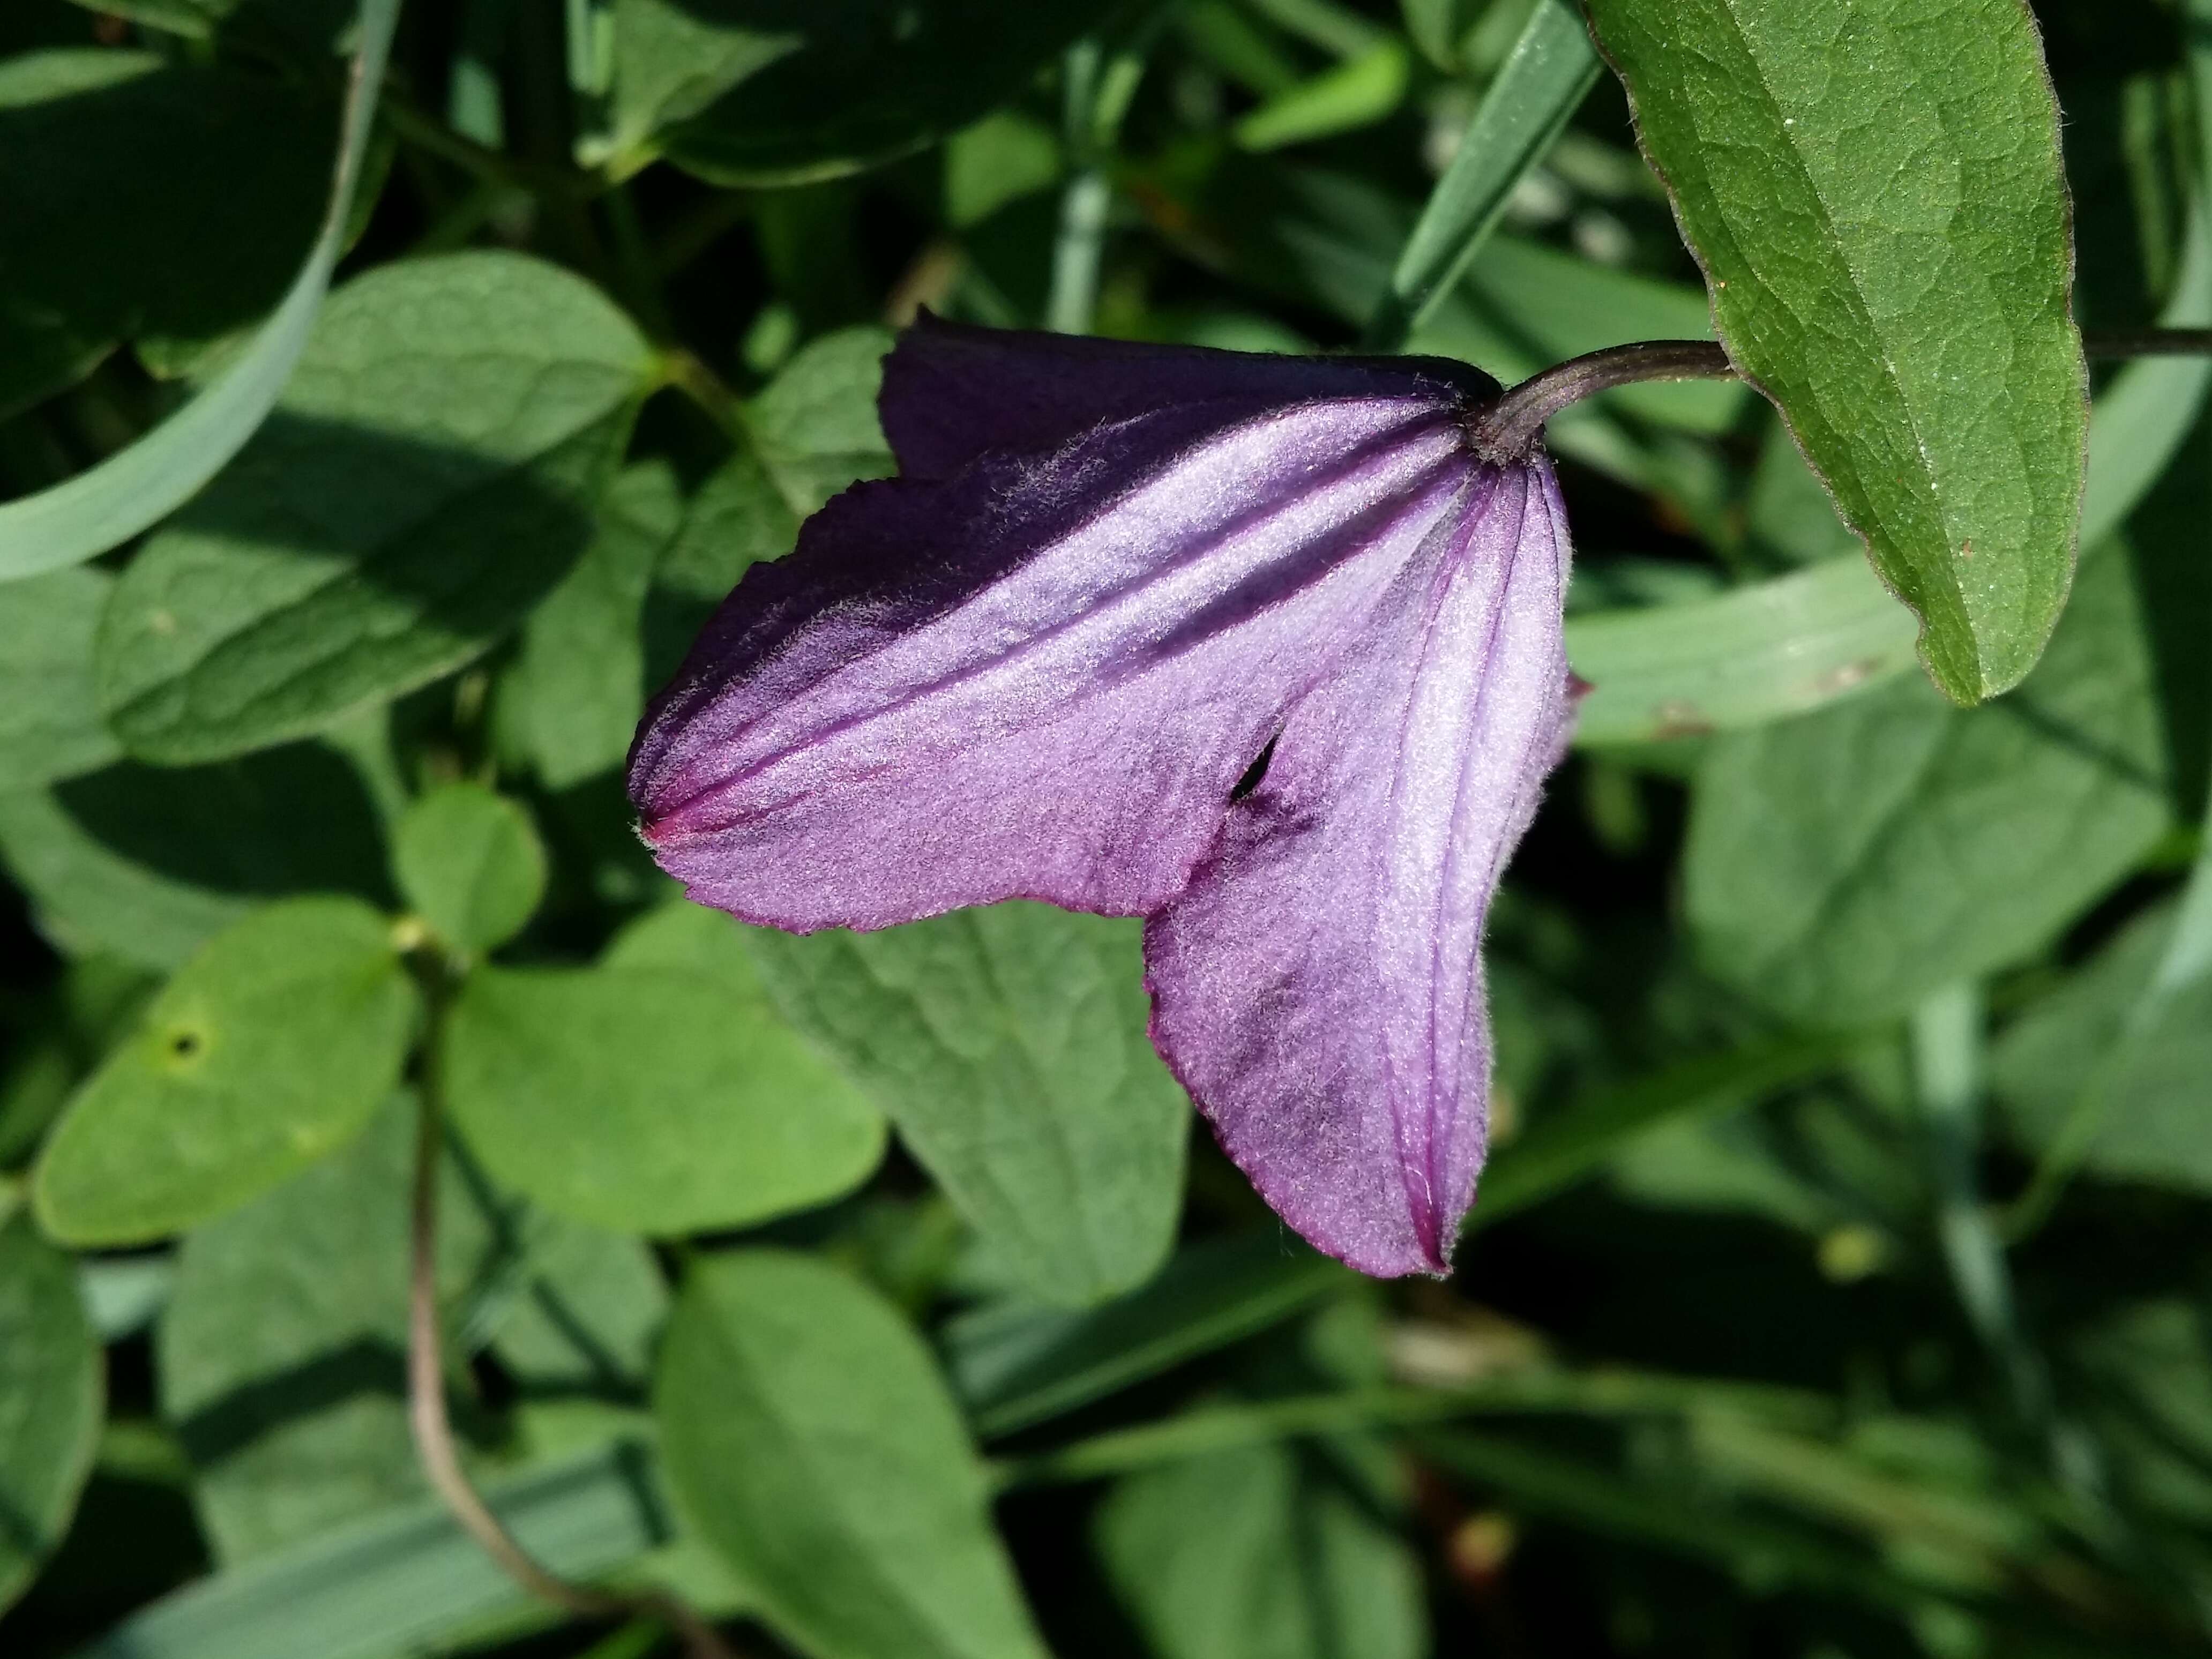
[{"xmin": 0, "ymin": 0, "xmax": 400, "ymax": 581}]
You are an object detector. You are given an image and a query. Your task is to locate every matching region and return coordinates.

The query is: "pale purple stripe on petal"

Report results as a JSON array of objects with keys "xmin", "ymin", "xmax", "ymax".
[
  {"xmin": 1144, "ymin": 459, "xmax": 1576, "ymax": 1277},
  {"xmin": 632, "ymin": 396, "xmax": 1481, "ymax": 932}
]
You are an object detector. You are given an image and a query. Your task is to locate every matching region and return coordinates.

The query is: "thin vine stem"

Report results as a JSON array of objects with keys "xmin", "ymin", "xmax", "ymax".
[
  {"xmin": 1473, "ymin": 330, "xmax": 2212, "ymax": 460},
  {"xmin": 407, "ymin": 1047, "xmax": 739, "ymax": 1659}
]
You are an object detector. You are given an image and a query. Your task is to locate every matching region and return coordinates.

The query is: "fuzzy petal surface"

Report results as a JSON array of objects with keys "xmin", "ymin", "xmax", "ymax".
[
  {"xmin": 1144, "ymin": 461, "xmax": 1575, "ymax": 1276},
  {"xmin": 631, "ymin": 394, "xmax": 1483, "ymax": 930}
]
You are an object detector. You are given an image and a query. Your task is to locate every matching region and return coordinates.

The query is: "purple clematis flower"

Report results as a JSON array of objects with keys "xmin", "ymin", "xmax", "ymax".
[{"xmin": 627, "ymin": 316, "xmax": 1578, "ymax": 1278}]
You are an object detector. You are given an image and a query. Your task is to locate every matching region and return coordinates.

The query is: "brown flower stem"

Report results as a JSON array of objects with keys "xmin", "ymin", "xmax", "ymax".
[
  {"xmin": 1470, "ymin": 341, "xmax": 1732, "ymax": 461},
  {"xmin": 406, "ymin": 1083, "xmax": 738, "ymax": 1659},
  {"xmin": 2082, "ymin": 327, "xmax": 2212, "ymax": 356},
  {"xmin": 1473, "ymin": 329, "xmax": 2212, "ymax": 462}
]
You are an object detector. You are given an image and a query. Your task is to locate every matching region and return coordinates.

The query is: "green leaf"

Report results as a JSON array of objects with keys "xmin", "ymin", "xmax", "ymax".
[
  {"xmin": 33, "ymin": 896, "xmax": 415, "ymax": 1245},
  {"xmin": 1369, "ymin": 0, "xmax": 1597, "ymax": 343},
  {"xmin": 944, "ymin": 1232, "xmax": 1350, "ymax": 1439},
  {"xmin": 646, "ymin": 446, "xmax": 801, "ymax": 686},
  {"xmin": 392, "ymin": 782, "xmax": 548, "ymax": 955},
  {"xmin": 656, "ymin": 1249, "xmax": 1050, "ymax": 1659},
  {"xmin": 1468, "ymin": 1036, "xmax": 1849, "ymax": 1230},
  {"xmin": 74, "ymin": 1439, "xmax": 689, "ymax": 1659},
  {"xmin": 944, "ymin": 112, "xmax": 1063, "ymax": 229},
  {"xmin": 1684, "ymin": 545, "xmax": 2170, "ymax": 1026},
  {"xmin": 0, "ymin": 740, "xmax": 393, "ymax": 969},
  {"xmin": 157, "ymin": 1098, "xmax": 471, "ymax": 1563},
  {"xmin": 0, "ymin": 51, "xmax": 327, "ymax": 418},
  {"xmin": 746, "ymin": 902, "xmax": 1189, "ymax": 1308},
  {"xmin": 508, "ymin": 461, "xmax": 681, "ymax": 790},
  {"xmin": 1583, "ymin": 0, "xmax": 2087, "ymax": 701},
  {"xmin": 0, "ymin": 565, "xmax": 121, "ymax": 789},
  {"xmin": 618, "ymin": 0, "xmax": 1118, "ymax": 185},
  {"xmin": 94, "ymin": 250, "xmax": 652, "ymax": 765},
  {"xmin": 1095, "ymin": 1442, "xmax": 1429, "ymax": 1659},
  {"xmin": 744, "ymin": 325, "xmax": 896, "ymax": 514},
  {"xmin": 0, "ymin": 1212, "xmax": 102, "ymax": 1614},
  {"xmin": 1567, "ymin": 558, "xmax": 1917, "ymax": 746},
  {"xmin": 488, "ymin": 1219, "xmax": 669, "ymax": 1398},
  {"xmin": 0, "ymin": 0, "xmax": 398, "ymax": 582},
  {"xmin": 1991, "ymin": 900, "xmax": 2212, "ymax": 1192},
  {"xmin": 1232, "ymin": 41, "xmax": 1410, "ymax": 153},
  {"xmin": 1564, "ymin": 240, "xmax": 2212, "ymax": 745},
  {"xmin": 441, "ymin": 905, "xmax": 885, "ymax": 1236}
]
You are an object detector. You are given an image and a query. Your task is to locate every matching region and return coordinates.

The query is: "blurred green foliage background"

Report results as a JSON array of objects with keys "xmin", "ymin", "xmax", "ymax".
[{"xmin": 1, "ymin": 1, "xmax": 2210, "ymax": 1657}]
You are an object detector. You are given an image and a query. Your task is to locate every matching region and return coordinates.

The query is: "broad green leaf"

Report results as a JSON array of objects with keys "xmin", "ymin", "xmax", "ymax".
[
  {"xmin": 441, "ymin": 905, "xmax": 885, "ymax": 1236},
  {"xmin": 656, "ymin": 1250, "xmax": 1050, "ymax": 1659},
  {"xmin": 489, "ymin": 1220, "xmax": 668, "ymax": 1398},
  {"xmin": 1369, "ymin": 0, "xmax": 1596, "ymax": 344},
  {"xmin": 644, "ymin": 330, "xmax": 888, "ymax": 684},
  {"xmin": 0, "ymin": 565, "xmax": 120, "ymax": 789},
  {"xmin": 0, "ymin": 51, "xmax": 327, "ymax": 417},
  {"xmin": 0, "ymin": 740, "xmax": 392, "ymax": 969},
  {"xmin": 647, "ymin": 446, "xmax": 801, "ymax": 686},
  {"xmin": 158, "ymin": 1098, "xmax": 483, "ymax": 1563},
  {"xmin": 0, "ymin": 1213, "xmax": 102, "ymax": 1613},
  {"xmin": 508, "ymin": 461, "xmax": 680, "ymax": 790},
  {"xmin": 603, "ymin": 0, "xmax": 803, "ymax": 162},
  {"xmin": 746, "ymin": 902, "xmax": 1189, "ymax": 1308},
  {"xmin": 744, "ymin": 325, "xmax": 896, "ymax": 514},
  {"xmin": 1583, "ymin": 0, "xmax": 2087, "ymax": 701},
  {"xmin": 34, "ymin": 896, "xmax": 415, "ymax": 1245},
  {"xmin": 0, "ymin": 956, "xmax": 155, "ymax": 1168},
  {"xmin": 94, "ymin": 250, "xmax": 652, "ymax": 764},
  {"xmin": 1684, "ymin": 546, "xmax": 2169, "ymax": 1026},
  {"xmin": 391, "ymin": 782, "xmax": 547, "ymax": 955},
  {"xmin": 944, "ymin": 1233, "xmax": 1350, "ymax": 1438},
  {"xmin": 0, "ymin": 0, "xmax": 398, "ymax": 582},
  {"xmin": 1991, "ymin": 901, "xmax": 2212, "ymax": 1192},
  {"xmin": 1095, "ymin": 1443, "xmax": 1428, "ymax": 1659},
  {"xmin": 945, "ymin": 112, "xmax": 1062, "ymax": 229},
  {"xmin": 618, "ymin": 0, "xmax": 1118, "ymax": 185}
]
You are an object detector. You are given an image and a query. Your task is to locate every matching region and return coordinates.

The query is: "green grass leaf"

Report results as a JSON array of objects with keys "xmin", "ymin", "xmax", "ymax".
[
  {"xmin": 944, "ymin": 1232, "xmax": 1350, "ymax": 1439},
  {"xmin": 745, "ymin": 902, "xmax": 1189, "ymax": 1309},
  {"xmin": 392, "ymin": 782, "xmax": 547, "ymax": 955},
  {"xmin": 1370, "ymin": 0, "xmax": 1597, "ymax": 343},
  {"xmin": 0, "ymin": 51, "xmax": 327, "ymax": 419},
  {"xmin": 33, "ymin": 896, "xmax": 415, "ymax": 1245},
  {"xmin": 0, "ymin": 1213, "xmax": 102, "ymax": 1615},
  {"xmin": 94, "ymin": 250, "xmax": 652, "ymax": 765},
  {"xmin": 0, "ymin": 0, "xmax": 398, "ymax": 582},
  {"xmin": 70, "ymin": 1439, "xmax": 678, "ymax": 1659},
  {"xmin": 440, "ymin": 905, "xmax": 886, "ymax": 1236},
  {"xmin": 1684, "ymin": 545, "xmax": 2170, "ymax": 1026},
  {"xmin": 657, "ymin": 1250, "xmax": 1050, "ymax": 1659},
  {"xmin": 1584, "ymin": 0, "xmax": 2087, "ymax": 702}
]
